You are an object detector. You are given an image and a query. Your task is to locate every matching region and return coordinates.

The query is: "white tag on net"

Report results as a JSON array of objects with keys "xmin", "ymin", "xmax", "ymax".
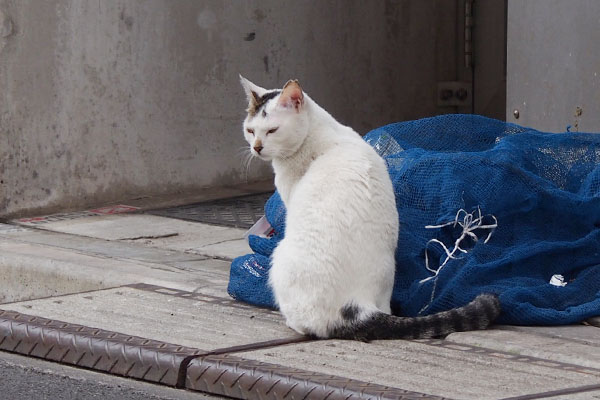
[
  {"xmin": 549, "ymin": 274, "xmax": 568, "ymax": 287},
  {"xmin": 244, "ymin": 215, "xmax": 274, "ymax": 242}
]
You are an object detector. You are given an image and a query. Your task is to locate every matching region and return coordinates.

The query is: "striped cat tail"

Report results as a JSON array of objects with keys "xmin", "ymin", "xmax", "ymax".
[{"xmin": 332, "ymin": 294, "xmax": 501, "ymax": 341}]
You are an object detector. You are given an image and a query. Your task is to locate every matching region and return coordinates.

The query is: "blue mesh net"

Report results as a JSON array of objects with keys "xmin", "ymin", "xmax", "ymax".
[{"xmin": 228, "ymin": 114, "xmax": 600, "ymax": 325}]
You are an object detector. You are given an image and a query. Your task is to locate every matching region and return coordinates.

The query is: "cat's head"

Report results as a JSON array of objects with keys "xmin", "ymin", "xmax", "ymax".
[{"xmin": 240, "ymin": 76, "xmax": 309, "ymax": 161}]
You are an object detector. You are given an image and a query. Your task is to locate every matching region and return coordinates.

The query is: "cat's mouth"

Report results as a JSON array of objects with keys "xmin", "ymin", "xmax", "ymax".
[
  {"xmin": 250, "ymin": 149, "xmax": 269, "ymax": 160},
  {"xmin": 253, "ymin": 153, "xmax": 272, "ymax": 161}
]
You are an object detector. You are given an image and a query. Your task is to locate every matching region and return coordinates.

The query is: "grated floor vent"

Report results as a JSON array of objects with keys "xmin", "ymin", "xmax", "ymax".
[{"xmin": 146, "ymin": 192, "xmax": 273, "ymax": 229}]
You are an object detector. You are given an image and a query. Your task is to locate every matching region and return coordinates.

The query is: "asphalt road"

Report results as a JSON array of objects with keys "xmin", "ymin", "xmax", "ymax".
[{"xmin": 0, "ymin": 350, "xmax": 220, "ymax": 400}]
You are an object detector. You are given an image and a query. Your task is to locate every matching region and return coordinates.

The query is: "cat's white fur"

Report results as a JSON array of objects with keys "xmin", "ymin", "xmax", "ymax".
[{"xmin": 240, "ymin": 76, "xmax": 399, "ymax": 338}]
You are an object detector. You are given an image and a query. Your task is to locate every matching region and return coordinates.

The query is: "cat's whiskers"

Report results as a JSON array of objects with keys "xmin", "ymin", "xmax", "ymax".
[
  {"xmin": 235, "ymin": 145, "xmax": 251, "ymax": 157},
  {"xmin": 242, "ymin": 150, "xmax": 255, "ymax": 183},
  {"xmin": 234, "ymin": 145, "xmax": 254, "ymax": 182}
]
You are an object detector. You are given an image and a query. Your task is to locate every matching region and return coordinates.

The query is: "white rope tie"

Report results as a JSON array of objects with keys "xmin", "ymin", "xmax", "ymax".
[
  {"xmin": 421, "ymin": 207, "xmax": 498, "ymax": 283},
  {"xmin": 418, "ymin": 207, "xmax": 497, "ymax": 315}
]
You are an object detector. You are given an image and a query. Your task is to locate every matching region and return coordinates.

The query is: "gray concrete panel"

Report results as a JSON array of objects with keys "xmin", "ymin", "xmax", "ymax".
[
  {"xmin": 473, "ymin": 0, "xmax": 507, "ymax": 120},
  {"xmin": 0, "ymin": 0, "xmax": 458, "ymax": 217},
  {"xmin": 507, "ymin": 0, "xmax": 600, "ymax": 132}
]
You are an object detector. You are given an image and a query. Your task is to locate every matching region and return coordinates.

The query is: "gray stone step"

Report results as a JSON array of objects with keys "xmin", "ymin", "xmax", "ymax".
[
  {"xmin": 0, "ymin": 224, "xmax": 233, "ymax": 303},
  {"xmin": 15, "ymin": 214, "xmax": 251, "ymax": 260},
  {"xmin": 446, "ymin": 325, "xmax": 600, "ymax": 369},
  {"xmin": 4, "ymin": 285, "xmax": 296, "ymax": 351}
]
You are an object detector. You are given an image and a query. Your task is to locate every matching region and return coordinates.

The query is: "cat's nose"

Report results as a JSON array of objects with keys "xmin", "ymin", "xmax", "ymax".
[{"xmin": 253, "ymin": 145, "xmax": 264, "ymax": 154}]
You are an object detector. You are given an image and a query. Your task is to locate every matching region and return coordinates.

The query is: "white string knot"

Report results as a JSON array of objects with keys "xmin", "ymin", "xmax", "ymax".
[{"xmin": 422, "ymin": 207, "xmax": 498, "ymax": 283}]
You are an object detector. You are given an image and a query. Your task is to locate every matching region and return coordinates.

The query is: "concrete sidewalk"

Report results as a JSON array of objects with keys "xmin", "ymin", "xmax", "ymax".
[{"xmin": 1, "ymin": 193, "xmax": 599, "ymax": 400}]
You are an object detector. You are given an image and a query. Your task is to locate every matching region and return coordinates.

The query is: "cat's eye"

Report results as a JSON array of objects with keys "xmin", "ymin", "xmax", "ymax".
[
  {"xmin": 267, "ymin": 127, "xmax": 278, "ymax": 135},
  {"xmin": 246, "ymin": 128, "xmax": 254, "ymax": 135}
]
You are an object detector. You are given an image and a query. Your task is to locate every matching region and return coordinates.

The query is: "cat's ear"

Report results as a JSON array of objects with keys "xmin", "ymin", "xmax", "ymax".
[
  {"xmin": 239, "ymin": 75, "xmax": 267, "ymax": 110},
  {"xmin": 278, "ymin": 79, "xmax": 304, "ymax": 112}
]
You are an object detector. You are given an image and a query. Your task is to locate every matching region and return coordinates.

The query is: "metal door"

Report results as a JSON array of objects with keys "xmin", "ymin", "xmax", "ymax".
[{"xmin": 507, "ymin": 0, "xmax": 600, "ymax": 132}]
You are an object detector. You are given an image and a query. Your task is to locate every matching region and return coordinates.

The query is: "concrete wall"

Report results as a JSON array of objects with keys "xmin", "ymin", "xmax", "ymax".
[
  {"xmin": 506, "ymin": 0, "xmax": 600, "ymax": 132},
  {"xmin": 473, "ymin": 0, "xmax": 506, "ymax": 120},
  {"xmin": 1, "ymin": 0, "xmax": 460, "ymax": 217}
]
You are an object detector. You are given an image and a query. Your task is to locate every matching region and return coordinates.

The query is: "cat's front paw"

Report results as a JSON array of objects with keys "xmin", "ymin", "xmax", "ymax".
[{"xmin": 285, "ymin": 320, "xmax": 308, "ymax": 335}]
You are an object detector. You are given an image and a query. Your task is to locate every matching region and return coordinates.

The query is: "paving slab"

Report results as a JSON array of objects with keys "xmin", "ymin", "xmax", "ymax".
[
  {"xmin": 588, "ymin": 316, "xmax": 600, "ymax": 328},
  {"xmin": 446, "ymin": 326, "xmax": 600, "ymax": 369},
  {"xmin": 235, "ymin": 338, "xmax": 600, "ymax": 400},
  {"xmin": 0, "ymin": 224, "xmax": 233, "ymax": 276},
  {"xmin": 5, "ymin": 285, "xmax": 297, "ymax": 351},
  {"xmin": 497, "ymin": 324, "xmax": 600, "ymax": 346},
  {"xmin": 0, "ymin": 239, "xmax": 130, "ymax": 303},
  {"xmin": 2, "ymin": 225, "xmax": 210, "ymax": 264},
  {"xmin": 21, "ymin": 214, "xmax": 250, "ymax": 260},
  {"xmin": 0, "ymin": 233, "xmax": 231, "ymax": 303},
  {"xmin": 540, "ymin": 389, "xmax": 600, "ymax": 400}
]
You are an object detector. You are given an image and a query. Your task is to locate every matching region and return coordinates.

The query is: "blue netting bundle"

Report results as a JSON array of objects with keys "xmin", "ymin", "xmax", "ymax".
[{"xmin": 228, "ymin": 114, "xmax": 600, "ymax": 325}]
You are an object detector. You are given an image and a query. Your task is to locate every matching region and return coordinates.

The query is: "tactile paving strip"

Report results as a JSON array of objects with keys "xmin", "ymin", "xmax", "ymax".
[
  {"xmin": 185, "ymin": 354, "xmax": 449, "ymax": 400},
  {"xmin": 15, "ymin": 205, "xmax": 140, "ymax": 225},
  {"xmin": 0, "ymin": 309, "xmax": 203, "ymax": 386},
  {"xmin": 146, "ymin": 192, "xmax": 273, "ymax": 229}
]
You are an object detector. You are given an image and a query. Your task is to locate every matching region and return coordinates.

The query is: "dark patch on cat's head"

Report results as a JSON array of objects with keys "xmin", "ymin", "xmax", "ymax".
[
  {"xmin": 247, "ymin": 90, "xmax": 280, "ymax": 117},
  {"xmin": 340, "ymin": 303, "xmax": 360, "ymax": 321}
]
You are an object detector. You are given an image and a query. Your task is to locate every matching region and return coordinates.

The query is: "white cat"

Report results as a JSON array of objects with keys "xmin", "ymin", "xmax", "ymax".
[{"xmin": 240, "ymin": 76, "xmax": 500, "ymax": 340}]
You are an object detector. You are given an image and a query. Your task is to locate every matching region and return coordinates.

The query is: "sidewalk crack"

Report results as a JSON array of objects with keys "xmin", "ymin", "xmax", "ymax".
[{"xmin": 119, "ymin": 233, "xmax": 179, "ymax": 240}]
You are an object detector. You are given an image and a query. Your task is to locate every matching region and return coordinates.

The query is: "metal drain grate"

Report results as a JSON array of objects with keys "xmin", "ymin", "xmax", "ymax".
[{"xmin": 146, "ymin": 192, "xmax": 273, "ymax": 229}]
